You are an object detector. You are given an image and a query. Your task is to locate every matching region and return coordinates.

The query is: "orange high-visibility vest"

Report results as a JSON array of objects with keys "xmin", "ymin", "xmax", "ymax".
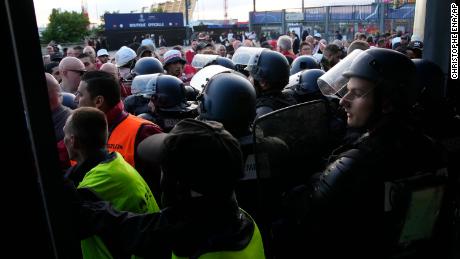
[{"xmin": 107, "ymin": 114, "xmax": 152, "ymax": 168}]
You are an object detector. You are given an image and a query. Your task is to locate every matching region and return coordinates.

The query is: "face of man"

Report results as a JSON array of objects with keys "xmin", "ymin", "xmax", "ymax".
[
  {"xmin": 165, "ymin": 62, "xmax": 184, "ymax": 78},
  {"xmin": 140, "ymin": 51, "xmax": 152, "ymax": 58},
  {"xmin": 47, "ymin": 46, "xmax": 55, "ymax": 55},
  {"xmin": 322, "ymin": 50, "xmax": 341, "ymax": 71},
  {"xmin": 61, "ymin": 69, "xmax": 84, "ymax": 93},
  {"xmin": 66, "ymin": 49, "xmax": 75, "ymax": 57},
  {"xmin": 51, "ymin": 66, "xmax": 62, "ymax": 82},
  {"xmin": 339, "ymin": 77, "xmax": 375, "ymax": 128},
  {"xmin": 98, "ymin": 55, "xmax": 109, "ymax": 64},
  {"xmin": 300, "ymin": 45, "xmax": 312, "ymax": 56},
  {"xmin": 63, "ymin": 116, "xmax": 77, "ymax": 160},
  {"xmin": 75, "ymin": 80, "xmax": 97, "ymax": 108},
  {"xmin": 191, "ymin": 41, "xmax": 198, "ymax": 51},
  {"xmin": 401, "ymin": 37, "xmax": 409, "ymax": 45},
  {"xmin": 218, "ymin": 46, "xmax": 226, "ymax": 57},
  {"xmin": 79, "ymin": 56, "xmax": 97, "ymax": 72}
]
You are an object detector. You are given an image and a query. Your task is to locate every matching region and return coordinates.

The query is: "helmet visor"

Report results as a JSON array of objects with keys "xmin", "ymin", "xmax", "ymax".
[
  {"xmin": 189, "ymin": 65, "xmax": 232, "ymax": 92},
  {"xmin": 131, "ymin": 73, "xmax": 161, "ymax": 97},
  {"xmin": 191, "ymin": 54, "xmax": 219, "ymax": 68},
  {"xmin": 232, "ymin": 47, "xmax": 264, "ymax": 66},
  {"xmin": 317, "ymin": 49, "xmax": 363, "ymax": 97},
  {"xmin": 284, "ymin": 71, "xmax": 302, "ymax": 90}
]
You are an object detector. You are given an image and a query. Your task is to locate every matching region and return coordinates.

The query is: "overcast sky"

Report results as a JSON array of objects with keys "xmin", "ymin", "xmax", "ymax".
[{"xmin": 33, "ymin": 0, "xmax": 373, "ymax": 27}]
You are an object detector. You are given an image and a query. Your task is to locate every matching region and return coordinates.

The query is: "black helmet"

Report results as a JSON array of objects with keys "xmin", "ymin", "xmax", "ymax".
[
  {"xmin": 213, "ymin": 56, "xmax": 235, "ymax": 70},
  {"xmin": 147, "ymin": 74, "xmax": 189, "ymax": 112},
  {"xmin": 247, "ymin": 49, "xmax": 290, "ymax": 89},
  {"xmin": 131, "ymin": 74, "xmax": 160, "ymax": 98},
  {"xmin": 198, "ymin": 72, "xmax": 256, "ymax": 135},
  {"xmin": 193, "ymin": 54, "xmax": 236, "ymax": 70},
  {"xmin": 343, "ymin": 48, "xmax": 416, "ymax": 109},
  {"xmin": 184, "ymin": 85, "xmax": 199, "ymax": 101},
  {"xmin": 132, "ymin": 57, "xmax": 164, "ymax": 76},
  {"xmin": 290, "ymin": 55, "xmax": 320, "ymax": 75},
  {"xmin": 294, "ymin": 69, "xmax": 325, "ymax": 96},
  {"xmin": 411, "ymin": 59, "xmax": 445, "ymax": 106}
]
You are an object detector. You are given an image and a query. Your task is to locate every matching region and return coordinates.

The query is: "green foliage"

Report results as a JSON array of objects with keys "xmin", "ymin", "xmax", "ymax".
[
  {"xmin": 41, "ymin": 8, "xmax": 90, "ymax": 43},
  {"xmin": 150, "ymin": 7, "xmax": 164, "ymax": 13}
]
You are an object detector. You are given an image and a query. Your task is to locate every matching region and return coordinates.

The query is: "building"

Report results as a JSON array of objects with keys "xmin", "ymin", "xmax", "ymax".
[{"xmin": 152, "ymin": 0, "xmax": 197, "ymax": 25}]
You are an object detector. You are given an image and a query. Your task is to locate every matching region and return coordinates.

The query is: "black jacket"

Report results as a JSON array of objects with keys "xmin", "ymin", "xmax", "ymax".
[{"xmin": 78, "ymin": 195, "xmax": 255, "ymax": 259}]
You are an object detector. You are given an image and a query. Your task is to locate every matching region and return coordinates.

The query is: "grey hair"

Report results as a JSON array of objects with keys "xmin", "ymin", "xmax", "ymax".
[{"xmin": 277, "ymin": 35, "xmax": 292, "ymax": 51}]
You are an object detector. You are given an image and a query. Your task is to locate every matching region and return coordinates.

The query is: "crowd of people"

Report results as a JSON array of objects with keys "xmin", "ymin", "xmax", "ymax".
[{"xmin": 41, "ymin": 28, "xmax": 459, "ymax": 259}]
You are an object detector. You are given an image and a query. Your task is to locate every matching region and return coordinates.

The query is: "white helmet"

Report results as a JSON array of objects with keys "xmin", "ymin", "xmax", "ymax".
[{"xmin": 114, "ymin": 46, "xmax": 136, "ymax": 67}]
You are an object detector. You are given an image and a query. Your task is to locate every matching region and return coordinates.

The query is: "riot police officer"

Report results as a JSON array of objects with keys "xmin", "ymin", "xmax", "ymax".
[
  {"xmin": 283, "ymin": 68, "xmax": 325, "ymax": 104},
  {"xmin": 137, "ymin": 74, "xmax": 198, "ymax": 132},
  {"xmin": 245, "ymin": 48, "xmax": 297, "ymax": 119},
  {"xmin": 124, "ymin": 57, "xmax": 165, "ymax": 115},
  {"xmin": 197, "ymin": 71, "xmax": 255, "ymax": 138},
  {"xmin": 195, "ymin": 68, "xmax": 258, "ymax": 219},
  {"xmin": 131, "ymin": 57, "xmax": 164, "ymax": 76},
  {"xmin": 289, "ymin": 55, "xmax": 320, "ymax": 75},
  {"xmin": 279, "ymin": 48, "xmax": 446, "ymax": 258}
]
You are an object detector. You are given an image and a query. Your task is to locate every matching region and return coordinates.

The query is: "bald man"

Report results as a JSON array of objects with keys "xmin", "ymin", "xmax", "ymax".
[
  {"xmin": 83, "ymin": 46, "xmax": 96, "ymax": 59},
  {"xmin": 100, "ymin": 62, "xmax": 119, "ymax": 79},
  {"xmin": 45, "ymin": 73, "xmax": 72, "ymax": 142},
  {"xmin": 59, "ymin": 56, "xmax": 86, "ymax": 94},
  {"xmin": 100, "ymin": 62, "xmax": 132, "ymax": 99}
]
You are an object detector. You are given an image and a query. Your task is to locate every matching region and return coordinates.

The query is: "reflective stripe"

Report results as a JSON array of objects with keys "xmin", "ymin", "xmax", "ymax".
[{"xmin": 172, "ymin": 209, "xmax": 265, "ymax": 259}]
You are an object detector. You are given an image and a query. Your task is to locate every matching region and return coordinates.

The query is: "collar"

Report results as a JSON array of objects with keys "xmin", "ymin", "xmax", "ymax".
[
  {"xmin": 105, "ymin": 101, "xmax": 128, "ymax": 129},
  {"xmin": 65, "ymin": 150, "xmax": 114, "ymax": 185}
]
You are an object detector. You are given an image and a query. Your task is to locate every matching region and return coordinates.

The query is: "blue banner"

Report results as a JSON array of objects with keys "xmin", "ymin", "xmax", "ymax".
[
  {"xmin": 304, "ymin": 7, "xmax": 326, "ymax": 21},
  {"xmin": 250, "ymin": 11, "xmax": 283, "ymax": 24},
  {"xmin": 385, "ymin": 3, "xmax": 415, "ymax": 19},
  {"xmin": 330, "ymin": 6, "xmax": 354, "ymax": 20},
  {"xmin": 104, "ymin": 13, "xmax": 184, "ymax": 30},
  {"xmin": 354, "ymin": 5, "xmax": 379, "ymax": 20}
]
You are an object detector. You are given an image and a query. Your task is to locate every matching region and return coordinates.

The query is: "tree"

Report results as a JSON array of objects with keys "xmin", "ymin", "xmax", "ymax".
[{"xmin": 41, "ymin": 8, "xmax": 90, "ymax": 43}]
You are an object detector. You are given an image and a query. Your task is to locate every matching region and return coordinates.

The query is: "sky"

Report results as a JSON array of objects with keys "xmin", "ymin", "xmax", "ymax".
[{"xmin": 33, "ymin": 0, "xmax": 373, "ymax": 28}]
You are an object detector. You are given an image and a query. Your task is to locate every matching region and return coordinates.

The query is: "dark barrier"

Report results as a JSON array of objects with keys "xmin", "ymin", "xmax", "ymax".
[{"xmin": 104, "ymin": 27, "xmax": 186, "ymax": 51}]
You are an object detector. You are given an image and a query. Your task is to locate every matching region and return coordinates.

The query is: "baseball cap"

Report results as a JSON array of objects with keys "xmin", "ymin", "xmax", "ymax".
[
  {"xmin": 114, "ymin": 46, "xmax": 137, "ymax": 67},
  {"xmin": 408, "ymin": 40, "xmax": 424, "ymax": 50},
  {"xmin": 411, "ymin": 34, "xmax": 422, "ymax": 42},
  {"xmin": 137, "ymin": 119, "xmax": 243, "ymax": 196},
  {"xmin": 196, "ymin": 41, "xmax": 213, "ymax": 52},
  {"xmin": 163, "ymin": 49, "xmax": 186, "ymax": 67},
  {"xmin": 97, "ymin": 49, "xmax": 109, "ymax": 57},
  {"xmin": 314, "ymin": 33, "xmax": 322, "ymax": 38}
]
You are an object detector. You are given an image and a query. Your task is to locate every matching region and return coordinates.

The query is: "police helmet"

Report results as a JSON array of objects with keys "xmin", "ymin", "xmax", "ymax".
[
  {"xmin": 148, "ymin": 74, "xmax": 189, "ymax": 112},
  {"xmin": 290, "ymin": 55, "xmax": 320, "ymax": 75},
  {"xmin": 213, "ymin": 56, "xmax": 235, "ymax": 70},
  {"xmin": 131, "ymin": 74, "xmax": 160, "ymax": 98},
  {"xmin": 343, "ymin": 48, "xmax": 416, "ymax": 109},
  {"xmin": 412, "ymin": 59, "xmax": 445, "ymax": 105},
  {"xmin": 184, "ymin": 85, "xmax": 199, "ymax": 101},
  {"xmin": 132, "ymin": 57, "xmax": 164, "ymax": 76},
  {"xmin": 246, "ymin": 49, "xmax": 290, "ymax": 89},
  {"xmin": 294, "ymin": 69, "xmax": 325, "ymax": 96},
  {"xmin": 198, "ymin": 72, "xmax": 256, "ymax": 133}
]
